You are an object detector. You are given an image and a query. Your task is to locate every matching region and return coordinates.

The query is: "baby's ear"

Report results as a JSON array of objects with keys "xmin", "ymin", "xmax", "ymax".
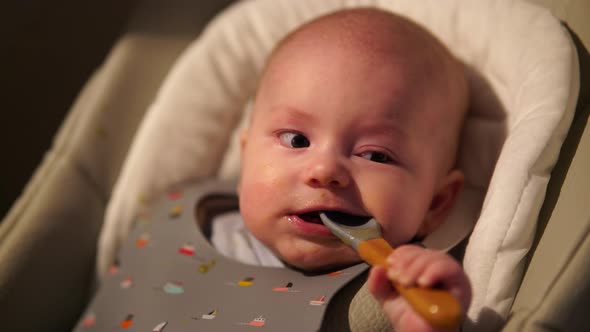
[{"xmin": 417, "ymin": 169, "xmax": 464, "ymax": 238}]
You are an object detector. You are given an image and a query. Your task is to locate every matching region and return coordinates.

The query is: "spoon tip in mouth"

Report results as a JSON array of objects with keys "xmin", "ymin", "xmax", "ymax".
[{"xmin": 319, "ymin": 212, "xmax": 383, "ymax": 249}]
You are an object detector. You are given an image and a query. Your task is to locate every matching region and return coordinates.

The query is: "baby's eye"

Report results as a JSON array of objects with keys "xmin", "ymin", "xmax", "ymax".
[
  {"xmin": 279, "ymin": 131, "xmax": 310, "ymax": 148},
  {"xmin": 360, "ymin": 151, "xmax": 392, "ymax": 164}
]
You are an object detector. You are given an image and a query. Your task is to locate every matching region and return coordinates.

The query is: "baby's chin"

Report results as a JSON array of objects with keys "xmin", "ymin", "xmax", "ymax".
[{"xmin": 276, "ymin": 247, "xmax": 362, "ymax": 272}]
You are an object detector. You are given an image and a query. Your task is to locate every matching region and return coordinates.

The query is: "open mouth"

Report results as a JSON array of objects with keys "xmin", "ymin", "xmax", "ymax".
[
  {"xmin": 298, "ymin": 211, "xmax": 371, "ymax": 226},
  {"xmin": 298, "ymin": 212, "xmax": 323, "ymax": 224}
]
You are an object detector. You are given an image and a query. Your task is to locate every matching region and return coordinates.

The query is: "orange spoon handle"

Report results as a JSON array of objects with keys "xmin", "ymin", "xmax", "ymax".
[{"xmin": 358, "ymin": 238, "xmax": 462, "ymax": 330}]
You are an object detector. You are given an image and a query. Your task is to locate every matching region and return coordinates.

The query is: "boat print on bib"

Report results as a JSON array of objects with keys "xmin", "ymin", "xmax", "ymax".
[
  {"xmin": 309, "ymin": 295, "xmax": 327, "ymax": 306},
  {"xmin": 152, "ymin": 321, "xmax": 168, "ymax": 332}
]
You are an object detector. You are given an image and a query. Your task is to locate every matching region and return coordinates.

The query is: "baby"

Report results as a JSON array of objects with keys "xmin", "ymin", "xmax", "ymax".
[{"xmin": 236, "ymin": 7, "xmax": 471, "ymax": 332}]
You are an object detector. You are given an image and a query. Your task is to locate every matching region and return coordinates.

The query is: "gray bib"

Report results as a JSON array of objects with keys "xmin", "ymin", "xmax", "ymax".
[{"xmin": 74, "ymin": 180, "xmax": 369, "ymax": 331}]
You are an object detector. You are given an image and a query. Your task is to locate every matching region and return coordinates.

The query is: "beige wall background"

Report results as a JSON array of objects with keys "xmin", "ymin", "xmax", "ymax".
[{"xmin": 0, "ymin": 1, "xmax": 139, "ymax": 218}]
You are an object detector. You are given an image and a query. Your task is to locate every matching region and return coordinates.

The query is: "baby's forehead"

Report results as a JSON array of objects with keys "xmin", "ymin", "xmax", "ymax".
[
  {"xmin": 272, "ymin": 8, "xmax": 440, "ymax": 68},
  {"xmin": 258, "ymin": 8, "xmax": 467, "ymax": 144}
]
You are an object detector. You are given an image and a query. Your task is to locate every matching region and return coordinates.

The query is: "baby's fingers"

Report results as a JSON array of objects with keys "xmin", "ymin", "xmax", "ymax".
[
  {"xmin": 367, "ymin": 266, "xmax": 407, "ymax": 328},
  {"xmin": 386, "ymin": 245, "xmax": 432, "ymax": 286},
  {"xmin": 367, "ymin": 266, "xmax": 397, "ymax": 303},
  {"xmin": 387, "ymin": 245, "xmax": 471, "ymax": 310},
  {"xmin": 419, "ymin": 259, "xmax": 472, "ymax": 310},
  {"xmin": 368, "ymin": 266, "xmax": 452, "ymax": 332}
]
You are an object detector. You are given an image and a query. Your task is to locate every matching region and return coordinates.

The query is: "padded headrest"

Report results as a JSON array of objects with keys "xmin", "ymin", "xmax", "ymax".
[{"xmin": 99, "ymin": 0, "xmax": 578, "ymax": 330}]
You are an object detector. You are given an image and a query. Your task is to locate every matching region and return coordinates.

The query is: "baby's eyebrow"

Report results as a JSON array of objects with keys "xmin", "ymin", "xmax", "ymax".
[
  {"xmin": 359, "ymin": 122, "xmax": 406, "ymax": 141},
  {"xmin": 270, "ymin": 106, "xmax": 316, "ymax": 122}
]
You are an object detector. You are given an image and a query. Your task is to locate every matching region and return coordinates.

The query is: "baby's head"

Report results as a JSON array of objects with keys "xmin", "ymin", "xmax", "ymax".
[{"xmin": 238, "ymin": 8, "xmax": 468, "ymax": 271}]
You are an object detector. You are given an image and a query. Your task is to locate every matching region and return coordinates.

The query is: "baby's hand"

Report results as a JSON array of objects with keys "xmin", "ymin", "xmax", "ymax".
[{"xmin": 366, "ymin": 244, "xmax": 471, "ymax": 332}]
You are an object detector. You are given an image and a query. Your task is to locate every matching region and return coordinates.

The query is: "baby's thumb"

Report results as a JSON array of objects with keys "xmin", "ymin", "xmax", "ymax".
[{"xmin": 367, "ymin": 266, "xmax": 398, "ymax": 303}]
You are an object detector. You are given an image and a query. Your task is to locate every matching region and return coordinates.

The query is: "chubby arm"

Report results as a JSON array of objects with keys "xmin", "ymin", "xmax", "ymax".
[{"xmin": 366, "ymin": 244, "xmax": 471, "ymax": 332}]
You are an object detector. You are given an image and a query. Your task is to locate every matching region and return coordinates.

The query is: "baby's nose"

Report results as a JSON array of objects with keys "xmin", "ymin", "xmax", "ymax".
[{"xmin": 303, "ymin": 154, "xmax": 350, "ymax": 188}]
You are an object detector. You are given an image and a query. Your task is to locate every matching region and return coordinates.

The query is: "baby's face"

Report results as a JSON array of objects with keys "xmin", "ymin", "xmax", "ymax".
[{"xmin": 239, "ymin": 23, "xmax": 461, "ymax": 271}]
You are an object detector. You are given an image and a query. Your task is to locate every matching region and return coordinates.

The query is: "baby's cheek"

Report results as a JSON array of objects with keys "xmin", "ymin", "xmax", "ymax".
[
  {"xmin": 240, "ymin": 181, "xmax": 271, "ymax": 215},
  {"xmin": 240, "ymin": 164, "xmax": 286, "ymax": 212},
  {"xmin": 362, "ymin": 188, "xmax": 420, "ymax": 246}
]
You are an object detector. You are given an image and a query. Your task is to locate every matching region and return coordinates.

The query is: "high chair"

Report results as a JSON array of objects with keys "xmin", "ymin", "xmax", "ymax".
[{"xmin": 0, "ymin": 0, "xmax": 588, "ymax": 331}]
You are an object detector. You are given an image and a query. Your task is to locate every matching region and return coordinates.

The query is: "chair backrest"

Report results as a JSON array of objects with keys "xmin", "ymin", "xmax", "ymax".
[{"xmin": 497, "ymin": 2, "xmax": 590, "ymax": 330}]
